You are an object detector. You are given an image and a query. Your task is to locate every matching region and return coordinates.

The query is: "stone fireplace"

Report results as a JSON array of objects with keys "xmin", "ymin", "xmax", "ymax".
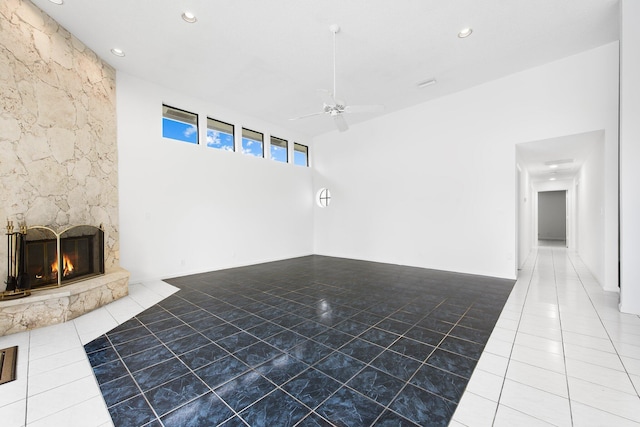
[{"xmin": 0, "ymin": 0, "xmax": 129, "ymax": 335}]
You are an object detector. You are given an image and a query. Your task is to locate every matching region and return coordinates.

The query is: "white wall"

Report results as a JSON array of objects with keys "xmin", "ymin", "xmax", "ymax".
[
  {"xmin": 313, "ymin": 42, "xmax": 619, "ymax": 281},
  {"xmin": 117, "ymin": 73, "xmax": 314, "ymax": 283},
  {"xmin": 516, "ymin": 164, "xmax": 533, "ymax": 269},
  {"xmin": 538, "ymin": 191, "xmax": 566, "ymax": 241},
  {"xmin": 619, "ymin": 0, "xmax": 640, "ymax": 314},
  {"xmin": 575, "ymin": 139, "xmax": 605, "ymax": 286}
]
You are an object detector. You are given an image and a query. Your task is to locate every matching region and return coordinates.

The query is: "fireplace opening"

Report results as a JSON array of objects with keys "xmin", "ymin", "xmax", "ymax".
[{"xmin": 24, "ymin": 225, "xmax": 104, "ymax": 290}]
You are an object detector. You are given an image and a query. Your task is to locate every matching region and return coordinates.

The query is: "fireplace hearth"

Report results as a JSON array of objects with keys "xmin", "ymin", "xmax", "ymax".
[{"xmin": 1, "ymin": 222, "xmax": 128, "ymax": 337}]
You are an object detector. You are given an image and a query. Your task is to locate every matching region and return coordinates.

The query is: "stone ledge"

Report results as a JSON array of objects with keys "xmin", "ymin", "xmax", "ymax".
[{"xmin": 0, "ymin": 268, "xmax": 129, "ymax": 336}]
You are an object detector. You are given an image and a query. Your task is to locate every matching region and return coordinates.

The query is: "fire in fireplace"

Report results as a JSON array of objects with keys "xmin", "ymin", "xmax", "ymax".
[{"xmin": 23, "ymin": 225, "xmax": 105, "ymax": 290}]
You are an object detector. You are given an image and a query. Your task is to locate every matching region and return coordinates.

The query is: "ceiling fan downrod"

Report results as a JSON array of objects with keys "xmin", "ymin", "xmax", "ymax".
[{"xmin": 329, "ymin": 24, "xmax": 340, "ymax": 100}]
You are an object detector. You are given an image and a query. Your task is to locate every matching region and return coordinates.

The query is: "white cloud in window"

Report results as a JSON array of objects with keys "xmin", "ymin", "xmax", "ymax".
[
  {"xmin": 207, "ymin": 130, "xmax": 222, "ymax": 146},
  {"xmin": 183, "ymin": 124, "xmax": 197, "ymax": 138}
]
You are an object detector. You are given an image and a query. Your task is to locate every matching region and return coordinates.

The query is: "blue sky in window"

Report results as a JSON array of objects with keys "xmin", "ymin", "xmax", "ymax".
[
  {"xmin": 242, "ymin": 137, "xmax": 263, "ymax": 157},
  {"xmin": 162, "ymin": 118, "xmax": 197, "ymax": 144},
  {"xmin": 207, "ymin": 129, "xmax": 234, "ymax": 151},
  {"xmin": 271, "ymin": 145, "xmax": 287, "ymax": 162},
  {"xmin": 294, "ymin": 150, "xmax": 307, "ymax": 166}
]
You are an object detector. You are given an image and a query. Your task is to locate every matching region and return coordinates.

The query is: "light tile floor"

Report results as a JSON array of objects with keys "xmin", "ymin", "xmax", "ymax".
[
  {"xmin": 1, "ymin": 246, "xmax": 639, "ymax": 426},
  {"xmin": 451, "ymin": 246, "xmax": 640, "ymax": 426}
]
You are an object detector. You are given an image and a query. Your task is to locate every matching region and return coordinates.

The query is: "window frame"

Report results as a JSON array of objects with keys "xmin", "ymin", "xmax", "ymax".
[
  {"xmin": 241, "ymin": 127, "xmax": 264, "ymax": 158},
  {"xmin": 293, "ymin": 143, "xmax": 309, "ymax": 167},
  {"xmin": 162, "ymin": 104, "xmax": 199, "ymax": 145},
  {"xmin": 270, "ymin": 136, "xmax": 289, "ymax": 163},
  {"xmin": 206, "ymin": 117, "xmax": 235, "ymax": 152}
]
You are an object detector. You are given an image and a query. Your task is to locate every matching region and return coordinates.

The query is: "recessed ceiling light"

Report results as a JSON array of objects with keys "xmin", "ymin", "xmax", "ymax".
[
  {"xmin": 458, "ymin": 28, "xmax": 473, "ymax": 38},
  {"xmin": 545, "ymin": 159, "xmax": 574, "ymax": 166},
  {"xmin": 48, "ymin": 0, "xmax": 63, "ymax": 4},
  {"xmin": 417, "ymin": 79, "xmax": 437, "ymax": 89},
  {"xmin": 182, "ymin": 11, "xmax": 197, "ymax": 23},
  {"xmin": 110, "ymin": 48, "xmax": 125, "ymax": 57},
  {"xmin": 549, "ymin": 177, "xmax": 557, "ymax": 181},
  {"xmin": 549, "ymin": 164, "xmax": 559, "ymax": 169}
]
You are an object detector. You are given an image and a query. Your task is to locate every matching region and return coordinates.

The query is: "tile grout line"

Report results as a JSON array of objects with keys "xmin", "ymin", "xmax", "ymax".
[
  {"xmin": 106, "ymin": 316, "xmax": 217, "ymax": 425},
  {"xmin": 187, "ymin": 281, "xmax": 344, "ymax": 426},
  {"xmin": 366, "ymin": 298, "xmax": 484, "ymax": 426},
  {"xmin": 72, "ymin": 314, "xmax": 115, "ymax": 424},
  {"xmin": 113, "ymin": 309, "xmax": 243, "ymax": 426},
  {"xmin": 564, "ymin": 251, "xmax": 640, "ymax": 407},
  {"xmin": 85, "ymin": 295, "xmax": 197, "ymax": 425},
  {"xmin": 489, "ymin": 247, "xmax": 539, "ymax": 426},
  {"xmin": 278, "ymin": 297, "xmax": 455, "ymax": 426},
  {"xmin": 551, "ymin": 247, "xmax": 575, "ymax": 427},
  {"xmin": 78, "ymin": 297, "xmax": 150, "ymax": 425},
  {"xmin": 24, "ymin": 352, "xmax": 99, "ymax": 423},
  {"xmin": 23, "ymin": 331, "xmax": 32, "ymax": 427},
  {"xmin": 326, "ymin": 285, "xmax": 503, "ymax": 425},
  {"xmin": 122, "ymin": 290, "xmax": 353, "ymax": 425}
]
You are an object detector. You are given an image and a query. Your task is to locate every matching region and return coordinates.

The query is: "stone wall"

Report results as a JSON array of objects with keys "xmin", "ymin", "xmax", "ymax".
[{"xmin": 0, "ymin": 0, "xmax": 119, "ymax": 290}]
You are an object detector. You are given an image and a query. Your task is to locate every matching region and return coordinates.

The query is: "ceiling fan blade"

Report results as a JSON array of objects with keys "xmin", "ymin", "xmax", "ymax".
[
  {"xmin": 343, "ymin": 104, "xmax": 385, "ymax": 114},
  {"xmin": 317, "ymin": 89, "xmax": 337, "ymax": 106},
  {"xmin": 289, "ymin": 111, "xmax": 325, "ymax": 121},
  {"xmin": 333, "ymin": 114, "xmax": 349, "ymax": 132}
]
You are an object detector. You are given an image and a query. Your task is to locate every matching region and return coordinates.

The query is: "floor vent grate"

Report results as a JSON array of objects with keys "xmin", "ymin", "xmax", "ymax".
[{"xmin": 0, "ymin": 346, "xmax": 18, "ymax": 385}]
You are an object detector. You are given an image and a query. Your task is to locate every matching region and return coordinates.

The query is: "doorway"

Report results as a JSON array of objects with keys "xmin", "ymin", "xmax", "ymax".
[{"xmin": 538, "ymin": 190, "xmax": 567, "ymax": 247}]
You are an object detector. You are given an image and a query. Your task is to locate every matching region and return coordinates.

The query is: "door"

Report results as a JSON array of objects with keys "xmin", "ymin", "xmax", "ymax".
[{"xmin": 537, "ymin": 190, "xmax": 567, "ymax": 246}]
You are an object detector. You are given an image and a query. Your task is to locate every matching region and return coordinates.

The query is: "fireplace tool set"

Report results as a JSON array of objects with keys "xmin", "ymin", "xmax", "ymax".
[{"xmin": 2, "ymin": 219, "xmax": 31, "ymax": 300}]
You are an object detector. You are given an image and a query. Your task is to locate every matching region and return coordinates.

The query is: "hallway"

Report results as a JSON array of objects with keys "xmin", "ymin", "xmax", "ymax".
[{"xmin": 452, "ymin": 246, "xmax": 640, "ymax": 425}]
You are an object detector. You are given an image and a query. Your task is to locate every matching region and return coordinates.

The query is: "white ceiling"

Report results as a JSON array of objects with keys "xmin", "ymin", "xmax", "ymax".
[
  {"xmin": 517, "ymin": 130, "xmax": 603, "ymax": 183},
  {"xmin": 30, "ymin": 0, "xmax": 619, "ymax": 138}
]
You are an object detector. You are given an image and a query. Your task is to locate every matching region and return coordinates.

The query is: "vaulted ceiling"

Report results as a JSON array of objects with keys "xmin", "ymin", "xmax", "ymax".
[{"xmin": 31, "ymin": 0, "xmax": 619, "ymax": 137}]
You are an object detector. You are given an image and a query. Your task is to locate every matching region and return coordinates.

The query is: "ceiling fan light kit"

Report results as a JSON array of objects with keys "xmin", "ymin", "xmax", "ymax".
[{"xmin": 290, "ymin": 24, "xmax": 384, "ymax": 132}]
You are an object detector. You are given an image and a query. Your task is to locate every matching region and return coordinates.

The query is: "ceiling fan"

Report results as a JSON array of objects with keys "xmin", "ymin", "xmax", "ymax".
[{"xmin": 290, "ymin": 24, "xmax": 384, "ymax": 132}]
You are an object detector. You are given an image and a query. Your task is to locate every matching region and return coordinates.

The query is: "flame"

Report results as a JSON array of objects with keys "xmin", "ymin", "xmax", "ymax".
[{"xmin": 51, "ymin": 254, "xmax": 74, "ymax": 277}]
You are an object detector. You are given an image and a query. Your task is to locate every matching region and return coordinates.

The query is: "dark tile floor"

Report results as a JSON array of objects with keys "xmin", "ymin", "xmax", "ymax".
[{"xmin": 85, "ymin": 256, "xmax": 514, "ymax": 426}]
